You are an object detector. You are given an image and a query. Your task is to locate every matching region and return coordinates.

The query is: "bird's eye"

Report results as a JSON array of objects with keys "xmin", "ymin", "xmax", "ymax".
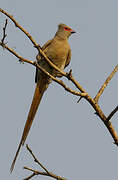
[{"xmin": 64, "ymin": 27, "xmax": 71, "ymax": 31}]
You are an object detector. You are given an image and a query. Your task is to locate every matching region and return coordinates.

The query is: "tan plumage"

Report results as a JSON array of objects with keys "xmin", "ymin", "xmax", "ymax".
[{"xmin": 10, "ymin": 23, "xmax": 76, "ymax": 172}]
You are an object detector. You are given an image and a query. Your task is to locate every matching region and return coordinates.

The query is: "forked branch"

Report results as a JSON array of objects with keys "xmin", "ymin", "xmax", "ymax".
[{"xmin": 23, "ymin": 145, "xmax": 67, "ymax": 180}]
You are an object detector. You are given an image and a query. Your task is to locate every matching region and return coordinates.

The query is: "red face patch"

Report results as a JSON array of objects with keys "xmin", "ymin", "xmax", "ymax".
[{"xmin": 64, "ymin": 27, "xmax": 72, "ymax": 32}]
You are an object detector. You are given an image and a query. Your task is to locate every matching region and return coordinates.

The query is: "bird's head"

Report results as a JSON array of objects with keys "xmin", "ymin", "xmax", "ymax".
[{"xmin": 56, "ymin": 23, "xmax": 76, "ymax": 39}]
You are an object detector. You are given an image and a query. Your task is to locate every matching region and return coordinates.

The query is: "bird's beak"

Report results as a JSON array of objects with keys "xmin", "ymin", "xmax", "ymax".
[{"xmin": 71, "ymin": 30, "xmax": 76, "ymax": 34}]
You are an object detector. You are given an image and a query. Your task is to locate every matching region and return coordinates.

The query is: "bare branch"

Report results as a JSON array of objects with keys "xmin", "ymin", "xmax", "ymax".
[
  {"xmin": 68, "ymin": 73, "xmax": 86, "ymax": 93},
  {"xmin": 77, "ymin": 96, "xmax": 83, "ymax": 103},
  {"xmin": 23, "ymin": 172, "xmax": 36, "ymax": 180},
  {"xmin": 35, "ymin": 61, "xmax": 87, "ymax": 97},
  {"xmin": 24, "ymin": 166, "xmax": 67, "ymax": 180},
  {"xmin": 26, "ymin": 144, "xmax": 49, "ymax": 174},
  {"xmin": 0, "ymin": 8, "xmax": 38, "ymax": 47},
  {"xmin": 24, "ymin": 145, "xmax": 67, "ymax": 180},
  {"xmin": 1, "ymin": 19, "xmax": 8, "ymax": 44},
  {"xmin": 107, "ymin": 105, "xmax": 118, "ymax": 121},
  {"xmin": 94, "ymin": 64, "xmax": 118, "ymax": 103},
  {"xmin": 0, "ymin": 42, "xmax": 34, "ymax": 64}
]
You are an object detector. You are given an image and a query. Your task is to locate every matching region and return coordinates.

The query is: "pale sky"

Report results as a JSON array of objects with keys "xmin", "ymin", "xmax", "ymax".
[{"xmin": 0, "ymin": 0, "xmax": 118, "ymax": 180}]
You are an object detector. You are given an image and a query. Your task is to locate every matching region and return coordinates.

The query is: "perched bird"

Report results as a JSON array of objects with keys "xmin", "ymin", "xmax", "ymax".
[{"xmin": 10, "ymin": 23, "xmax": 76, "ymax": 172}]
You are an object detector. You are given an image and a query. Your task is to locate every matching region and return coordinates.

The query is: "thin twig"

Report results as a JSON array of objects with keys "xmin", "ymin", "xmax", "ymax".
[
  {"xmin": 26, "ymin": 144, "xmax": 49, "ymax": 174},
  {"xmin": 94, "ymin": 64, "xmax": 118, "ymax": 103},
  {"xmin": 1, "ymin": 19, "xmax": 8, "ymax": 44},
  {"xmin": 77, "ymin": 96, "xmax": 83, "ymax": 103},
  {"xmin": 0, "ymin": 8, "xmax": 37, "ymax": 47},
  {"xmin": 0, "ymin": 42, "xmax": 33, "ymax": 64},
  {"xmin": 23, "ymin": 172, "xmax": 36, "ymax": 180},
  {"xmin": 107, "ymin": 105, "xmax": 118, "ymax": 121},
  {"xmin": 69, "ymin": 74, "xmax": 86, "ymax": 93},
  {"xmin": 24, "ymin": 166, "xmax": 67, "ymax": 180},
  {"xmin": 25, "ymin": 146, "xmax": 67, "ymax": 180}
]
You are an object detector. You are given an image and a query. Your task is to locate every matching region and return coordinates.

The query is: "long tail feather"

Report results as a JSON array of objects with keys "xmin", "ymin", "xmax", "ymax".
[{"xmin": 10, "ymin": 79, "xmax": 47, "ymax": 172}]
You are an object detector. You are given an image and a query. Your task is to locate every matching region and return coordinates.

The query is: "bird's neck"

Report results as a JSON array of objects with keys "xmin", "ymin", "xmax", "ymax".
[{"xmin": 55, "ymin": 31, "xmax": 68, "ymax": 40}]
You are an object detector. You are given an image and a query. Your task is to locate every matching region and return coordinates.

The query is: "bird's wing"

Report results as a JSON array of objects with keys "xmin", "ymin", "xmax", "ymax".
[
  {"xmin": 42, "ymin": 39, "xmax": 52, "ymax": 50},
  {"xmin": 36, "ymin": 40, "xmax": 52, "ymax": 61},
  {"xmin": 65, "ymin": 48, "xmax": 71, "ymax": 68},
  {"xmin": 35, "ymin": 39, "xmax": 52, "ymax": 83},
  {"xmin": 56, "ymin": 48, "xmax": 71, "ymax": 77}
]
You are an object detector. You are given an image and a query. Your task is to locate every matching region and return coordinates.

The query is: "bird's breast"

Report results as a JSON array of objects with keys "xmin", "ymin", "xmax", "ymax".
[{"xmin": 45, "ymin": 40, "xmax": 70, "ymax": 69}]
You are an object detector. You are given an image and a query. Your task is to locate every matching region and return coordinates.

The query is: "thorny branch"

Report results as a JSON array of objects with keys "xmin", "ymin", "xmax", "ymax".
[
  {"xmin": 23, "ymin": 145, "xmax": 67, "ymax": 180},
  {"xmin": 0, "ymin": 8, "xmax": 118, "ymax": 179}
]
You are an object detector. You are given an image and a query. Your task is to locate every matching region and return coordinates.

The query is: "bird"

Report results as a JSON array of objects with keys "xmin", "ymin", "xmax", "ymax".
[{"xmin": 10, "ymin": 23, "xmax": 76, "ymax": 172}]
